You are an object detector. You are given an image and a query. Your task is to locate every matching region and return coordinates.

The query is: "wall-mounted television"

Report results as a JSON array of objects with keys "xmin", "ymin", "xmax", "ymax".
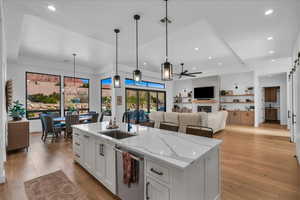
[{"xmin": 194, "ymin": 86, "xmax": 215, "ymax": 99}]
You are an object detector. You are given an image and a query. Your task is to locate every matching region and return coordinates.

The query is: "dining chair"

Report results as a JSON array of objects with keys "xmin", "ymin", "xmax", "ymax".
[
  {"xmin": 89, "ymin": 113, "xmax": 99, "ymax": 123},
  {"xmin": 186, "ymin": 126, "xmax": 214, "ymax": 138},
  {"xmin": 65, "ymin": 114, "xmax": 80, "ymax": 138},
  {"xmin": 159, "ymin": 123, "xmax": 179, "ymax": 132},
  {"xmin": 43, "ymin": 115, "xmax": 62, "ymax": 142},
  {"xmin": 39, "ymin": 113, "xmax": 46, "ymax": 141}
]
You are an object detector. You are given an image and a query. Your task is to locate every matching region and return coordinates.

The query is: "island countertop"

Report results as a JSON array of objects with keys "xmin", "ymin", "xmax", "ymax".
[{"xmin": 72, "ymin": 122, "xmax": 222, "ymax": 169}]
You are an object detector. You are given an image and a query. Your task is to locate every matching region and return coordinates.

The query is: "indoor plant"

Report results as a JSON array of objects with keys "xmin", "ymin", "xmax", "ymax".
[{"xmin": 9, "ymin": 100, "xmax": 26, "ymax": 121}]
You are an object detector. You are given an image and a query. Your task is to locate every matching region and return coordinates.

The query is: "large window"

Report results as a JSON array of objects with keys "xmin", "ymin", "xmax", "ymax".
[
  {"xmin": 101, "ymin": 78, "xmax": 112, "ymax": 116},
  {"xmin": 64, "ymin": 76, "xmax": 89, "ymax": 114},
  {"xmin": 26, "ymin": 72, "xmax": 61, "ymax": 119},
  {"xmin": 126, "ymin": 88, "xmax": 166, "ymax": 113}
]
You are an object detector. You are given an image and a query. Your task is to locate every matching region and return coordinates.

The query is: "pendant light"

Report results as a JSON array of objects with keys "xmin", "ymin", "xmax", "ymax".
[
  {"xmin": 161, "ymin": 0, "xmax": 173, "ymax": 81},
  {"xmin": 113, "ymin": 29, "xmax": 121, "ymax": 88},
  {"xmin": 133, "ymin": 14, "xmax": 142, "ymax": 82}
]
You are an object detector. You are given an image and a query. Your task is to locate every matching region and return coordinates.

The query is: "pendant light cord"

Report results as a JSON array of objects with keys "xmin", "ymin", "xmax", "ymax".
[
  {"xmin": 116, "ymin": 31, "xmax": 118, "ymax": 75},
  {"xmin": 135, "ymin": 16, "xmax": 139, "ymax": 70},
  {"xmin": 165, "ymin": 0, "xmax": 168, "ymax": 61},
  {"xmin": 72, "ymin": 53, "xmax": 76, "ymax": 87}
]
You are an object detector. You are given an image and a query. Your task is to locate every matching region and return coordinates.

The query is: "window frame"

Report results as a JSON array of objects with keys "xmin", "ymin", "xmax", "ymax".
[
  {"xmin": 100, "ymin": 77, "xmax": 112, "ymax": 116},
  {"xmin": 25, "ymin": 71, "xmax": 62, "ymax": 120},
  {"xmin": 125, "ymin": 78, "xmax": 165, "ymax": 89},
  {"xmin": 63, "ymin": 76, "xmax": 90, "ymax": 116},
  {"xmin": 125, "ymin": 88, "xmax": 167, "ymax": 113}
]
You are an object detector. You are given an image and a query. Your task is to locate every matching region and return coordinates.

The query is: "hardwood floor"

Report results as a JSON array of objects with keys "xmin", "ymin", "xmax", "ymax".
[{"xmin": 0, "ymin": 126, "xmax": 299, "ymax": 200}]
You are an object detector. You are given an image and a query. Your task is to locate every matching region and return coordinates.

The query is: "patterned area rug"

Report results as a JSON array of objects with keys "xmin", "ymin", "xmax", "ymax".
[{"xmin": 24, "ymin": 170, "xmax": 88, "ymax": 200}]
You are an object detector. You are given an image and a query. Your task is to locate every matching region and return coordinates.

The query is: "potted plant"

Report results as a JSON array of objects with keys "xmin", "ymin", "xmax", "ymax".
[{"xmin": 9, "ymin": 100, "xmax": 26, "ymax": 121}]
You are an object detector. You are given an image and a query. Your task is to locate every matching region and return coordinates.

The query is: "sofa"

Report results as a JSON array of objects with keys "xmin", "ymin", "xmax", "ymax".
[{"xmin": 149, "ymin": 111, "xmax": 228, "ymax": 134}]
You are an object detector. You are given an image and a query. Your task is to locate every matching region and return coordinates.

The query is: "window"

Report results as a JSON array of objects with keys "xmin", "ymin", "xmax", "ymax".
[
  {"xmin": 125, "ymin": 88, "xmax": 166, "ymax": 114},
  {"xmin": 64, "ymin": 76, "xmax": 89, "ymax": 114},
  {"xmin": 101, "ymin": 78, "xmax": 112, "ymax": 116},
  {"xmin": 125, "ymin": 78, "xmax": 165, "ymax": 89},
  {"xmin": 26, "ymin": 72, "xmax": 61, "ymax": 119}
]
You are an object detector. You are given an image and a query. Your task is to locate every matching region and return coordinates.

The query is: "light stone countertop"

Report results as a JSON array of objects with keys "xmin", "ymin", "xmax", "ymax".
[{"xmin": 73, "ymin": 122, "xmax": 222, "ymax": 169}]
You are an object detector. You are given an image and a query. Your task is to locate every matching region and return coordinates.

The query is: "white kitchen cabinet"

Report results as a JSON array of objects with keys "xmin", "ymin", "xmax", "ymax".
[
  {"xmin": 82, "ymin": 134, "xmax": 95, "ymax": 173},
  {"xmin": 145, "ymin": 147, "xmax": 220, "ymax": 200},
  {"xmin": 94, "ymin": 139, "xmax": 106, "ymax": 180},
  {"xmin": 94, "ymin": 138, "xmax": 116, "ymax": 193},
  {"xmin": 146, "ymin": 177, "xmax": 170, "ymax": 200},
  {"xmin": 73, "ymin": 130, "xmax": 116, "ymax": 194}
]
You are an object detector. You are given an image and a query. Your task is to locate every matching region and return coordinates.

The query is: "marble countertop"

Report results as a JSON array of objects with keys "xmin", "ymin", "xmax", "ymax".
[{"xmin": 72, "ymin": 122, "xmax": 222, "ymax": 169}]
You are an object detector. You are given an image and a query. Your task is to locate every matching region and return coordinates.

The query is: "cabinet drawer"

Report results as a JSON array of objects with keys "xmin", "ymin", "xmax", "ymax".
[{"xmin": 146, "ymin": 161, "xmax": 170, "ymax": 184}]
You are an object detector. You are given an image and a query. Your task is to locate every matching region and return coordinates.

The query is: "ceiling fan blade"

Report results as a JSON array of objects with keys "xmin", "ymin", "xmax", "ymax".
[
  {"xmin": 187, "ymin": 72, "xmax": 203, "ymax": 75},
  {"xmin": 182, "ymin": 74, "xmax": 196, "ymax": 77}
]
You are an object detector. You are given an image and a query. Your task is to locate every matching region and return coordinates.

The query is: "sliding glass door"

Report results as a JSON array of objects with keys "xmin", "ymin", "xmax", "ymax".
[{"xmin": 125, "ymin": 88, "xmax": 166, "ymax": 113}]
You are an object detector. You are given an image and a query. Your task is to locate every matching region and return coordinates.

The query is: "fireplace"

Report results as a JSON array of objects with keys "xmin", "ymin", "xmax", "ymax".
[{"xmin": 197, "ymin": 106, "xmax": 212, "ymax": 113}]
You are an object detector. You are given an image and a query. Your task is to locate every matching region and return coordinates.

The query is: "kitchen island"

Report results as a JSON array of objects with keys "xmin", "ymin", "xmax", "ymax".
[{"xmin": 72, "ymin": 122, "xmax": 222, "ymax": 200}]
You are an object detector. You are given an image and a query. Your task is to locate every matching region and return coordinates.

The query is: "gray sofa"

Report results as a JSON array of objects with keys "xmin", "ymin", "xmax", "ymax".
[{"xmin": 149, "ymin": 111, "xmax": 228, "ymax": 134}]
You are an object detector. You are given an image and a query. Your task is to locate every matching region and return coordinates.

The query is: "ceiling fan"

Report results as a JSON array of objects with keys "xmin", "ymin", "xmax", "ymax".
[{"xmin": 175, "ymin": 63, "xmax": 202, "ymax": 79}]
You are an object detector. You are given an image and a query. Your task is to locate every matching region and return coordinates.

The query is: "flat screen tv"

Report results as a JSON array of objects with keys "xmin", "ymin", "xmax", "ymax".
[{"xmin": 194, "ymin": 87, "xmax": 214, "ymax": 99}]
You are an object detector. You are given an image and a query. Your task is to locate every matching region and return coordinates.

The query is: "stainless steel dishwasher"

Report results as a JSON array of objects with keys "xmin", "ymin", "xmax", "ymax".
[{"xmin": 115, "ymin": 146, "xmax": 144, "ymax": 200}]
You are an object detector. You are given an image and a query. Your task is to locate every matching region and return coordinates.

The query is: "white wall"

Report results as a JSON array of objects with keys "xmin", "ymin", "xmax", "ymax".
[
  {"xmin": 7, "ymin": 58, "xmax": 100, "ymax": 132},
  {"xmin": 0, "ymin": 0, "xmax": 7, "ymax": 183},
  {"xmin": 258, "ymin": 73, "xmax": 288, "ymax": 125}
]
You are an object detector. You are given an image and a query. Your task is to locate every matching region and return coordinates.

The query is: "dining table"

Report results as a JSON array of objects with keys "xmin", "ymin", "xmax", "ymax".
[{"xmin": 53, "ymin": 115, "xmax": 92, "ymax": 123}]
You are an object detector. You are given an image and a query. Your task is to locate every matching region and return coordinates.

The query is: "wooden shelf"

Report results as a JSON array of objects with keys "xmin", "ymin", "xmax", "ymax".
[
  {"xmin": 220, "ymin": 102, "xmax": 254, "ymax": 104},
  {"xmin": 220, "ymin": 94, "xmax": 254, "ymax": 97},
  {"xmin": 192, "ymin": 99, "xmax": 218, "ymax": 104}
]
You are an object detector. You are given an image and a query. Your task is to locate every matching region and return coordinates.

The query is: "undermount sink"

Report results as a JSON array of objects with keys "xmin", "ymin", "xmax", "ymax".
[{"xmin": 99, "ymin": 130, "xmax": 136, "ymax": 140}]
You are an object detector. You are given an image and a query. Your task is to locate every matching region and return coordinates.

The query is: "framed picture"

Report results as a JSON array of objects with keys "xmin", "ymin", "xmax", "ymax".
[{"xmin": 117, "ymin": 96, "xmax": 122, "ymax": 105}]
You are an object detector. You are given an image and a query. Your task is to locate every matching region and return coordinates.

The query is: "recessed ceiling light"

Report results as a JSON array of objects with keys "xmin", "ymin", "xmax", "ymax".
[
  {"xmin": 269, "ymin": 50, "xmax": 275, "ymax": 54},
  {"xmin": 208, "ymin": 56, "xmax": 213, "ymax": 60},
  {"xmin": 267, "ymin": 36, "xmax": 273, "ymax": 41},
  {"xmin": 194, "ymin": 47, "xmax": 199, "ymax": 51},
  {"xmin": 265, "ymin": 9, "xmax": 274, "ymax": 16},
  {"xmin": 143, "ymin": 62, "xmax": 147, "ymax": 65},
  {"xmin": 271, "ymin": 59, "xmax": 276, "ymax": 62},
  {"xmin": 218, "ymin": 62, "xmax": 223, "ymax": 66},
  {"xmin": 48, "ymin": 5, "xmax": 56, "ymax": 12}
]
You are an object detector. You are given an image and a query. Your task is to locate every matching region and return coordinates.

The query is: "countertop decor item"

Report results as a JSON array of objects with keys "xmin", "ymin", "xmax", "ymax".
[{"xmin": 9, "ymin": 100, "xmax": 25, "ymax": 121}]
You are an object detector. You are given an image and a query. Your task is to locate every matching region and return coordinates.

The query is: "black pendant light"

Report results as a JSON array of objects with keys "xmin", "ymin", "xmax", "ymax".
[
  {"xmin": 133, "ymin": 14, "xmax": 142, "ymax": 82},
  {"xmin": 161, "ymin": 0, "xmax": 173, "ymax": 81},
  {"xmin": 113, "ymin": 29, "xmax": 121, "ymax": 88}
]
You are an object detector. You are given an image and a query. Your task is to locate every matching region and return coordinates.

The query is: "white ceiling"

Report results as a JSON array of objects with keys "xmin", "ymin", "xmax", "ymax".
[{"xmin": 5, "ymin": 0, "xmax": 300, "ymax": 75}]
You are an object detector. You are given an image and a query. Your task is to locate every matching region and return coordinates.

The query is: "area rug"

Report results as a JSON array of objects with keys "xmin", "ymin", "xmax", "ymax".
[{"xmin": 24, "ymin": 170, "xmax": 88, "ymax": 200}]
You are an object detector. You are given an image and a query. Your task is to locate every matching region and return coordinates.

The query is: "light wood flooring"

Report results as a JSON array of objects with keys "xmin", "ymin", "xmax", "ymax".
[{"xmin": 0, "ymin": 125, "xmax": 299, "ymax": 200}]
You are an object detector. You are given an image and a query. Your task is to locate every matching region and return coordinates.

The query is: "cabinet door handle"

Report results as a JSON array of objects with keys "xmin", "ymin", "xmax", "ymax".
[
  {"xmin": 150, "ymin": 168, "xmax": 163, "ymax": 176},
  {"xmin": 84, "ymin": 135, "xmax": 89, "ymax": 138},
  {"xmin": 75, "ymin": 154, "xmax": 80, "ymax": 158},
  {"xmin": 75, "ymin": 142, "xmax": 80, "ymax": 146},
  {"xmin": 146, "ymin": 182, "xmax": 150, "ymax": 200},
  {"xmin": 74, "ymin": 133, "xmax": 79, "ymax": 136},
  {"xmin": 99, "ymin": 144, "xmax": 104, "ymax": 156}
]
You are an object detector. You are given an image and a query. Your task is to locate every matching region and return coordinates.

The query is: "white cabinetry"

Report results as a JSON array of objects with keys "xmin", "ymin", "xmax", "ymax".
[
  {"xmin": 146, "ymin": 177, "xmax": 170, "ymax": 200},
  {"xmin": 145, "ymin": 147, "xmax": 220, "ymax": 200},
  {"xmin": 73, "ymin": 129, "xmax": 116, "ymax": 194}
]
